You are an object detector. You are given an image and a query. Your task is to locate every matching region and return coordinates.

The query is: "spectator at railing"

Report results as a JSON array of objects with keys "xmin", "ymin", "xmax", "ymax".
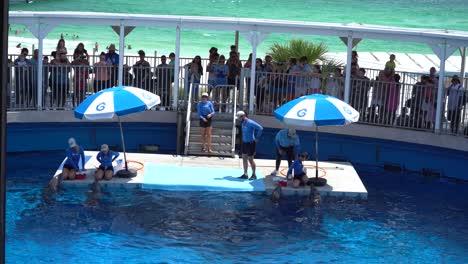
[
  {"xmin": 209, "ymin": 47, "xmax": 218, "ymax": 62},
  {"xmin": 29, "ymin": 49, "xmax": 39, "ymax": 108},
  {"xmin": 263, "ymin": 55, "xmax": 276, "ymax": 73},
  {"xmin": 14, "ymin": 48, "xmax": 32, "ymax": 108},
  {"xmin": 73, "ymin": 43, "xmax": 88, "ymax": 61},
  {"xmin": 385, "ymin": 54, "xmax": 396, "ymax": 72},
  {"xmin": 105, "ymin": 44, "xmax": 119, "ymax": 86},
  {"xmin": 93, "ymin": 52, "xmax": 110, "ymax": 92},
  {"xmin": 212, "ymin": 55, "xmax": 228, "ymax": 107},
  {"xmin": 227, "ymin": 51, "xmax": 242, "ymax": 88},
  {"xmin": 244, "ymin": 53, "xmax": 253, "ymax": 101},
  {"xmin": 385, "ymin": 72, "xmax": 400, "ymax": 125},
  {"xmin": 446, "ymin": 75, "xmax": 466, "ymax": 133},
  {"xmin": 71, "ymin": 53, "xmax": 90, "ymax": 105},
  {"xmin": 186, "ymin": 55, "xmax": 203, "ymax": 101},
  {"xmin": 309, "ymin": 64, "xmax": 322, "ymax": 94},
  {"xmin": 254, "ymin": 58, "xmax": 268, "ymax": 111},
  {"xmin": 422, "ymin": 78, "xmax": 437, "ymax": 129},
  {"xmin": 50, "ymin": 51, "xmax": 71, "ymax": 108},
  {"xmin": 404, "ymin": 75, "xmax": 429, "ymax": 129},
  {"xmin": 42, "ymin": 56, "xmax": 49, "ymax": 107},
  {"xmin": 133, "ymin": 50, "xmax": 152, "ymax": 91},
  {"xmin": 368, "ymin": 67, "xmax": 390, "ymax": 122},
  {"xmin": 350, "ymin": 65, "xmax": 370, "ymax": 119},
  {"xmin": 286, "ymin": 57, "xmax": 299, "ymax": 100},
  {"xmin": 352, "ymin": 51, "xmax": 359, "ymax": 68},
  {"xmin": 429, "ymin": 67, "xmax": 438, "ymax": 85},
  {"xmin": 168, "ymin": 52, "xmax": 175, "ymax": 83},
  {"xmin": 123, "ymin": 64, "xmax": 133, "ymax": 86},
  {"xmin": 294, "ymin": 56, "xmax": 311, "ymax": 98},
  {"xmin": 207, "ymin": 53, "xmax": 219, "ymax": 90},
  {"xmin": 56, "ymin": 38, "xmax": 67, "ymax": 55},
  {"xmin": 156, "ymin": 56, "xmax": 172, "ymax": 107},
  {"xmin": 325, "ymin": 67, "xmax": 344, "ymax": 99}
]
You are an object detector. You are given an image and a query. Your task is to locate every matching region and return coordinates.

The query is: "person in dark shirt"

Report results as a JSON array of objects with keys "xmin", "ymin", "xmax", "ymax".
[{"xmin": 287, "ymin": 152, "xmax": 309, "ymax": 188}]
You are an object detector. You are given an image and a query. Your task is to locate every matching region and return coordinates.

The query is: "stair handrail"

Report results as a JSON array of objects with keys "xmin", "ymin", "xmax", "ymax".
[
  {"xmin": 184, "ymin": 73, "xmax": 194, "ymax": 156},
  {"xmin": 231, "ymin": 80, "xmax": 238, "ymax": 156}
]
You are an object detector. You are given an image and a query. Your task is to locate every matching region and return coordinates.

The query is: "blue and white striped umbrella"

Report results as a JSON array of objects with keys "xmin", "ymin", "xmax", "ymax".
[
  {"xmin": 74, "ymin": 86, "xmax": 160, "ymax": 174},
  {"xmin": 74, "ymin": 86, "xmax": 160, "ymax": 120},
  {"xmin": 274, "ymin": 94, "xmax": 359, "ymax": 186},
  {"xmin": 274, "ymin": 94, "xmax": 360, "ymax": 127}
]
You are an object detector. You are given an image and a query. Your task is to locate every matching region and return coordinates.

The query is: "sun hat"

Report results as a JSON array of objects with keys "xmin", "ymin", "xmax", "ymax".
[
  {"xmin": 101, "ymin": 144, "xmax": 109, "ymax": 152},
  {"xmin": 236, "ymin": 110, "xmax": 246, "ymax": 118},
  {"xmin": 287, "ymin": 128, "xmax": 296, "ymax": 137},
  {"xmin": 108, "ymin": 44, "xmax": 116, "ymax": 51},
  {"xmin": 68, "ymin": 138, "xmax": 77, "ymax": 148}
]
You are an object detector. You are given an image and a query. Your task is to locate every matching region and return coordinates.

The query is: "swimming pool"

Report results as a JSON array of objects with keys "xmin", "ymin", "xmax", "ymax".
[{"xmin": 6, "ymin": 151, "xmax": 468, "ymax": 263}]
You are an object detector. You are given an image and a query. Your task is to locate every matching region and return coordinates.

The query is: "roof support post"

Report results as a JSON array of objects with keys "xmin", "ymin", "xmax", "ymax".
[
  {"xmin": 344, "ymin": 34, "xmax": 353, "ymax": 103},
  {"xmin": 118, "ymin": 22, "xmax": 125, "ymax": 86},
  {"xmin": 242, "ymin": 31, "xmax": 269, "ymax": 114},
  {"xmin": 460, "ymin": 47, "xmax": 466, "ymax": 78},
  {"xmin": 173, "ymin": 25, "xmax": 181, "ymax": 110},
  {"xmin": 26, "ymin": 21, "xmax": 55, "ymax": 110},
  {"xmin": 429, "ymin": 40, "xmax": 458, "ymax": 133}
]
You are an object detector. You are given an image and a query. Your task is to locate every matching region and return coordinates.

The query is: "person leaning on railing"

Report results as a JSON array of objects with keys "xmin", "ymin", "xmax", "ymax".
[
  {"xmin": 133, "ymin": 50, "xmax": 152, "ymax": 91},
  {"xmin": 156, "ymin": 55, "xmax": 171, "ymax": 107},
  {"xmin": 13, "ymin": 48, "xmax": 32, "ymax": 108},
  {"xmin": 93, "ymin": 52, "xmax": 110, "ymax": 93},
  {"xmin": 71, "ymin": 53, "xmax": 90, "ymax": 105},
  {"xmin": 446, "ymin": 75, "xmax": 466, "ymax": 134}
]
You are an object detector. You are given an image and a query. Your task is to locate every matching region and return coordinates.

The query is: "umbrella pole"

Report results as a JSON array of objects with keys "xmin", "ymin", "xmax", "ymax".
[
  {"xmin": 310, "ymin": 125, "xmax": 326, "ymax": 187},
  {"xmin": 118, "ymin": 116, "xmax": 128, "ymax": 171},
  {"xmin": 315, "ymin": 125, "xmax": 318, "ymax": 180}
]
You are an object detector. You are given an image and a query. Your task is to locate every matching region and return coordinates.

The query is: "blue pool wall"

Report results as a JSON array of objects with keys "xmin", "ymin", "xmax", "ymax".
[{"xmin": 6, "ymin": 122, "xmax": 468, "ymax": 180}]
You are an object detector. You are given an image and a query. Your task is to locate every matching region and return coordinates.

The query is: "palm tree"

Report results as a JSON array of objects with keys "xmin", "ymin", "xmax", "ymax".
[
  {"xmin": 269, "ymin": 39, "xmax": 343, "ymax": 93},
  {"xmin": 269, "ymin": 39, "xmax": 329, "ymax": 64}
]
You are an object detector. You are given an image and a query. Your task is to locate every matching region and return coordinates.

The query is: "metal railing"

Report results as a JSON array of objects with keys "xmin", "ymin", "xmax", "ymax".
[{"xmin": 6, "ymin": 62, "xmax": 468, "ymax": 137}]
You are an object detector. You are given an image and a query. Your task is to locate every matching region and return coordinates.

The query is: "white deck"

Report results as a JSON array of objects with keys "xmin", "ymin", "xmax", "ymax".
[{"xmin": 58, "ymin": 151, "xmax": 368, "ymax": 199}]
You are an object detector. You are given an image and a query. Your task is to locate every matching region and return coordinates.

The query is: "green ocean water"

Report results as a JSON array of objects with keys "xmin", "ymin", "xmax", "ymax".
[{"xmin": 8, "ymin": 0, "xmax": 468, "ymax": 58}]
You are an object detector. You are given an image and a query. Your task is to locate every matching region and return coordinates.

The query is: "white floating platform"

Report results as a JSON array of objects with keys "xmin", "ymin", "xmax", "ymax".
[{"xmin": 56, "ymin": 151, "xmax": 368, "ymax": 199}]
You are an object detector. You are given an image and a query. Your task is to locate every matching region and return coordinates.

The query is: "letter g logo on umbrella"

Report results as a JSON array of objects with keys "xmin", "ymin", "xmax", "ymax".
[
  {"xmin": 297, "ymin": 108, "xmax": 307, "ymax": 117},
  {"xmin": 96, "ymin": 102, "xmax": 106, "ymax": 111}
]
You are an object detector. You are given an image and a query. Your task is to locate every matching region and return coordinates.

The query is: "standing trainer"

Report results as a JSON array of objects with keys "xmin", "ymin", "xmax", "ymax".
[
  {"xmin": 270, "ymin": 128, "xmax": 300, "ymax": 176},
  {"xmin": 237, "ymin": 111, "xmax": 263, "ymax": 180}
]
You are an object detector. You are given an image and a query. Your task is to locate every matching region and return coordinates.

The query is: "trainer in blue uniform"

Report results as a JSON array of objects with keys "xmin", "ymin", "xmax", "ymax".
[
  {"xmin": 197, "ymin": 92, "xmax": 215, "ymax": 153},
  {"xmin": 63, "ymin": 137, "xmax": 86, "ymax": 180},
  {"xmin": 287, "ymin": 152, "xmax": 309, "ymax": 188},
  {"xmin": 271, "ymin": 128, "xmax": 301, "ymax": 176},
  {"xmin": 237, "ymin": 111, "xmax": 263, "ymax": 180},
  {"xmin": 96, "ymin": 144, "xmax": 120, "ymax": 181}
]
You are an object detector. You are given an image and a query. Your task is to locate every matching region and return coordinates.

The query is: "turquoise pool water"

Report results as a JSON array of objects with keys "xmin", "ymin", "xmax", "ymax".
[
  {"xmin": 6, "ymin": 151, "xmax": 468, "ymax": 263},
  {"xmin": 9, "ymin": 0, "xmax": 468, "ymax": 57}
]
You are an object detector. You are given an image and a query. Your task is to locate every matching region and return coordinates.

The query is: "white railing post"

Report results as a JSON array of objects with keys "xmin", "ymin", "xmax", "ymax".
[
  {"xmin": 344, "ymin": 34, "xmax": 353, "ymax": 103},
  {"xmin": 184, "ymin": 75, "xmax": 194, "ymax": 155},
  {"xmin": 249, "ymin": 32, "xmax": 257, "ymax": 114},
  {"xmin": 173, "ymin": 25, "xmax": 181, "ymax": 110},
  {"xmin": 435, "ymin": 41, "xmax": 447, "ymax": 133},
  {"xmin": 37, "ymin": 25, "xmax": 44, "ymax": 110},
  {"xmin": 239, "ymin": 68, "xmax": 245, "ymax": 109},
  {"xmin": 118, "ymin": 22, "xmax": 125, "ymax": 86},
  {"xmin": 460, "ymin": 47, "xmax": 466, "ymax": 78},
  {"xmin": 231, "ymin": 84, "xmax": 237, "ymax": 156}
]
